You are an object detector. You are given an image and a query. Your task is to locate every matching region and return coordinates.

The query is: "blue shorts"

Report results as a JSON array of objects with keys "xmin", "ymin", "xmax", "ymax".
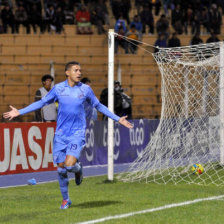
[{"xmin": 53, "ymin": 134, "xmax": 86, "ymax": 164}]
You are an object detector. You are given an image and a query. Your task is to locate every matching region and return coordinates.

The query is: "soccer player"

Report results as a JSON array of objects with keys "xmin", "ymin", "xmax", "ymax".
[{"xmin": 3, "ymin": 61, "xmax": 133, "ymax": 209}]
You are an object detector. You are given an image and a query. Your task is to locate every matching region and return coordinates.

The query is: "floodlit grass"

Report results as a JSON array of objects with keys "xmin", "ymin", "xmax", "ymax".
[{"xmin": 0, "ymin": 175, "xmax": 224, "ymax": 224}]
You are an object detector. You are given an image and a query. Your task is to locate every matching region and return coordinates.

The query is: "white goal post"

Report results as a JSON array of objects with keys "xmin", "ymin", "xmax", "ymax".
[
  {"xmin": 107, "ymin": 29, "xmax": 115, "ymax": 181},
  {"xmin": 219, "ymin": 42, "xmax": 224, "ymax": 165}
]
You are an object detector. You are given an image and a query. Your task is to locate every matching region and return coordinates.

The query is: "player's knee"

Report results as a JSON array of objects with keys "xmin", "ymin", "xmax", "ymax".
[
  {"xmin": 57, "ymin": 167, "xmax": 67, "ymax": 177},
  {"xmin": 65, "ymin": 163, "xmax": 81, "ymax": 173},
  {"xmin": 64, "ymin": 155, "xmax": 78, "ymax": 167},
  {"xmin": 65, "ymin": 166, "xmax": 73, "ymax": 172},
  {"xmin": 57, "ymin": 162, "xmax": 65, "ymax": 168}
]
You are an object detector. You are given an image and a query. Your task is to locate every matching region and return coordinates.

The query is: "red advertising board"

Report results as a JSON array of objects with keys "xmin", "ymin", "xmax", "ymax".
[{"xmin": 0, "ymin": 122, "xmax": 57, "ymax": 175}]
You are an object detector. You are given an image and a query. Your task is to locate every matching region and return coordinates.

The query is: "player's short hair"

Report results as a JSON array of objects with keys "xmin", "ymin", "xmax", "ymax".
[
  {"xmin": 41, "ymin": 74, "xmax": 54, "ymax": 83},
  {"xmin": 65, "ymin": 61, "xmax": 80, "ymax": 72}
]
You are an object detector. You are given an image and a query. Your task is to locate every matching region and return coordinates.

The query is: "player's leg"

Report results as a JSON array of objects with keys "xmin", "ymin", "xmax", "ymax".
[
  {"xmin": 64, "ymin": 138, "xmax": 85, "ymax": 185},
  {"xmin": 57, "ymin": 163, "xmax": 72, "ymax": 209},
  {"xmin": 64, "ymin": 155, "xmax": 83, "ymax": 185},
  {"xmin": 53, "ymin": 136, "xmax": 71, "ymax": 209}
]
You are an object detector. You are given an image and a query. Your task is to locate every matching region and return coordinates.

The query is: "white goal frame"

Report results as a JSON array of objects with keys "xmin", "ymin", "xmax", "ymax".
[
  {"xmin": 108, "ymin": 31, "xmax": 224, "ymax": 184},
  {"xmin": 219, "ymin": 42, "xmax": 224, "ymax": 165},
  {"xmin": 107, "ymin": 29, "xmax": 115, "ymax": 180}
]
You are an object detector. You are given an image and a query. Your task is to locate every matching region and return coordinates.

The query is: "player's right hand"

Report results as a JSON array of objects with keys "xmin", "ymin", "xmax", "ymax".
[{"xmin": 3, "ymin": 105, "xmax": 20, "ymax": 120}]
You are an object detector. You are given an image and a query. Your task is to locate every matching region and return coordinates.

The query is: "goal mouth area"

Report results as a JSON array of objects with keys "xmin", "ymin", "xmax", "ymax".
[
  {"xmin": 117, "ymin": 41, "xmax": 224, "ymax": 186},
  {"xmin": 117, "ymin": 162, "xmax": 224, "ymax": 186}
]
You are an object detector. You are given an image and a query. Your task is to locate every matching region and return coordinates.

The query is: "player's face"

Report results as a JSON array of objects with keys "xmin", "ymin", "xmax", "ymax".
[
  {"xmin": 67, "ymin": 65, "xmax": 82, "ymax": 85},
  {"xmin": 43, "ymin": 78, "xmax": 52, "ymax": 91}
]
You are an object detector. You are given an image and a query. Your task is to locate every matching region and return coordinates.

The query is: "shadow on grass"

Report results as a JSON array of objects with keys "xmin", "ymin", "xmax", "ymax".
[
  {"xmin": 74, "ymin": 200, "xmax": 122, "ymax": 208},
  {"xmin": 95, "ymin": 179, "xmax": 118, "ymax": 185}
]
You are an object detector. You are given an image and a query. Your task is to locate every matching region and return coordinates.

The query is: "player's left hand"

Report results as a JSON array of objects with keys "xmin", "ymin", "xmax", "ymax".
[{"xmin": 118, "ymin": 116, "xmax": 134, "ymax": 129}]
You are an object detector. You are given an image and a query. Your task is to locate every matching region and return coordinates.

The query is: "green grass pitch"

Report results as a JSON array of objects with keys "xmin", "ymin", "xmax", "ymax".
[{"xmin": 1, "ymin": 174, "xmax": 224, "ymax": 224}]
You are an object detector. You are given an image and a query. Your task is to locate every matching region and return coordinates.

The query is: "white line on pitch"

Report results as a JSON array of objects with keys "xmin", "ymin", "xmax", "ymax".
[{"xmin": 74, "ymin": 195, "xmax": 224, "ymax": 224}]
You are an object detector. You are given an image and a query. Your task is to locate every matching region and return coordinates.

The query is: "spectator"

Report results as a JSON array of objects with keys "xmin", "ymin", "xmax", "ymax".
[
  {"xmin": 115, "ymin": 26, "xmax": 128, "ymax": 54},
  {"xmin": 126, "ymin": 24, "xmax": 141, "ymax": 54},
  {"xmin": 168, "ymin": 32, "xmax": 181, "ymax": 47},
  {"xmin": 34, "ymin": 74, "xmax": 57, "ymax": 122},
  {"xmin": 130, "ymin": 15, "xmax": 143, "ymax": 37},
  {"xmin": 195, "ymin": 6, "xmax": 210, "ymax": 34},
  {"xmin": 114, "ymin": 14, "xmax": 127, "ymax": 33},
  {"xmin": 111, "ymin": 0, "xmax": 131, "ymax": 24},
  {"xmin": 152, "ymin": 0, "xmax": 162, "ymax": 16},
  {"xmin": 162, "ymin": 0, "xmax": 172, "ymax": 16},
  {"xmin": 191, "ymin": 32, "xmax": 203, "ymax": 45},
  {"xmin": 140, "ymin": 5, "xmax": 154, "ymax": 34},
  {"xmin": 64, "ymin": 6, "xmax": 75, "ymax": 24},
  {"xmin": 111, "ymin": 0, "xmax": 123, "ymax": 20},
  {"xmin": 14, "ymin": 5, "xmax": 30, "ymax": 34},
  {"xmin": 83, "ymin": 0, "xmax": 93, "ymax": 8},
  {"xmin": 92, "ymin": 0, "xmax": 110, "ymax": 26},
  {"xmin": 28, "ymin": 3, "xmax": 43, "ymax": 34},
  {"xmin": 54, "ymin": 6, "xmax": 65, "ymax": 34},
  {"xmin": 217, "ymin": 0, "xmax": 224, "ymax": 15},
  {"xmin": 114, "ymin": 81, "xmax": 132, "ymax": 120},
  {"xmin": 25, "ymin": 0, "xmax": 42, "ymax": 13},
  {"xmin": 72, "ymin": 0, "xmax": 82, "ymax": 9},
  {"xmin": 206, "ymin": 32, "xmax": 220, "ymax": 43},
  {"xmin": 43, "ymin": 0, "xmax": 56, "ymax": 10},
  {"xmin": 1, "ymin": 4, "xmax": 15, "ymax": 34},
  {"xmin": 183, "ymin": 5, "xmax": 196, "ymax": 34},
  {"xmin": 98, "ymin": 0, "xmax": 110, "ymax": 25},
  {"xmin": 154, "ymin": 33, "xmax": 167, "ymax": 53},
  {"xmin": 100, "ymin": 84, "xmax": 123, "ymax": 120},
  {"xmin": 75, "ymin": 4, "xmax": 92, "ymax": 34},
  {"xmin": 121, "ymin": 0, "xmax": 131, "ymax": 25},
  {"xmin": 208, "ymin": 3, "xmax": 222, "ymax": 34},
  {"xmin": 2, "ymin": 0, "xmax": 13, "ymax": 8},
  {"xmin": 171, "ymin": 4, "xmax": 183, "ymax": 34},
  {"xmin": 91, "ymin": 6, "xmax": 106, "ymax": 34},
  {"xmin": 44, "ymin": 4, "xmax": 56, "ymax": 33},
  {"xmin": 80, "ymin": 77, "xmax": 97, "ymax": 122},
  {"xmin": 156, "ymin": 14, "xmax": 169, "ymax": 38},
  {"xmin": 134, "ymin": 0, "xmax": 147, "ymax": 14}
]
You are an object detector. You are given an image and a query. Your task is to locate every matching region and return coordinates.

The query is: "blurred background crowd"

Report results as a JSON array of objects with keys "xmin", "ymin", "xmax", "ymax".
[
  {"xmin": 0, "ymin": 0, "xmax": 222, "ymax": 35},
  {"xmin": 0, "ymin": 0, "xmax": 223, "ymax": 54}
]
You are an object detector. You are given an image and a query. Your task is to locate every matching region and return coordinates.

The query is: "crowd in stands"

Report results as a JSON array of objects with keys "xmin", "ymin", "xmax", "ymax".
[
  {"xmin": 0, "ymin": 0, "xmax": 109, "ymax": 34},
  {"xmin": 112, "ymin": 0, "xmax": 224, "ymax": 54},
  {"xmin": 0, "ymin": 0, "xmax": 224, "ymax": 51}
]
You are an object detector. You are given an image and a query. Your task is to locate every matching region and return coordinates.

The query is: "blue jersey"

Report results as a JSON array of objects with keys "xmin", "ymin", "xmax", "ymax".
[
  {"xmin": 19, "ymin": 80, "xmax": 120, "ymax": 137},
  {"xmin": 84, "ymin": 100, "xmax": 97, "ymax": 122}
]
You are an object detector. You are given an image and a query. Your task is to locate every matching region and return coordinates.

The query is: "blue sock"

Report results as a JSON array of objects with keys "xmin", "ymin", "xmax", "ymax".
[
  {"xmin": 65, "ymin": 163, "xmax": 81, "ymax": 173},
  {"xmin": 57, "ymin": 167, "xmax": 69, "ymax": 200}
]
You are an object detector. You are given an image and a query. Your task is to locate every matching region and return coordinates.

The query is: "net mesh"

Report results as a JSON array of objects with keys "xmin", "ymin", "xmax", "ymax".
[{"xmin": 118, "ymin": 41, "xmax": 224, "ymax": 185}]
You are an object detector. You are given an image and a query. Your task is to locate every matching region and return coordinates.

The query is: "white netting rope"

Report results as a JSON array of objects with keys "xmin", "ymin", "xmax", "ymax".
[{"xmin": 117, "ymin": 39, "xmax": 224, "ymax": 185}]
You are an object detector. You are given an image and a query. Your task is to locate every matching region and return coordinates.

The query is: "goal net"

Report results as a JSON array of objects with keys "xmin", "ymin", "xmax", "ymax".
[{"xmin": 118, "ymin": 41, "xmax": 224, "ymax": 185}]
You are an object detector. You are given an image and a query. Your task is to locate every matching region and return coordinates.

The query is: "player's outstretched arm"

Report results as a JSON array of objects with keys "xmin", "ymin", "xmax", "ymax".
[
  {"xmin": 95, "ymin": 102, "xmax": 134, "ymax": 128},
  {"xmin": 3, "ymin": 105, "xmax": 20, "ymax": 120},
  {"xmin": 118, "ymin": 116, "xmax": 134, "ymax": 129}
]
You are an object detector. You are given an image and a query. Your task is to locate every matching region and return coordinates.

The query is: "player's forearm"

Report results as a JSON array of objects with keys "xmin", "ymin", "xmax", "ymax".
[
  {"xmin": 19, "ymin": 100, "xmax": 45, "ymax": 115},
  {"xmin": 95, "ymin": 103, "xmax": 120, "ymax": 122}
]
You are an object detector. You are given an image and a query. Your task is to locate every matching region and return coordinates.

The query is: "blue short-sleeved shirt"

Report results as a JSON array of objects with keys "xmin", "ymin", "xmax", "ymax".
[{"xmin": 19, "ymin": 80, "xmax": 120, "ymax": 138}]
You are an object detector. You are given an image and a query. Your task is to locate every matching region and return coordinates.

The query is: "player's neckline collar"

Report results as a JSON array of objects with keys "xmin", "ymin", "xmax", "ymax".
[{"xmin": 65, "ymin": 80, "xmax": 81, "ymax": 87}]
